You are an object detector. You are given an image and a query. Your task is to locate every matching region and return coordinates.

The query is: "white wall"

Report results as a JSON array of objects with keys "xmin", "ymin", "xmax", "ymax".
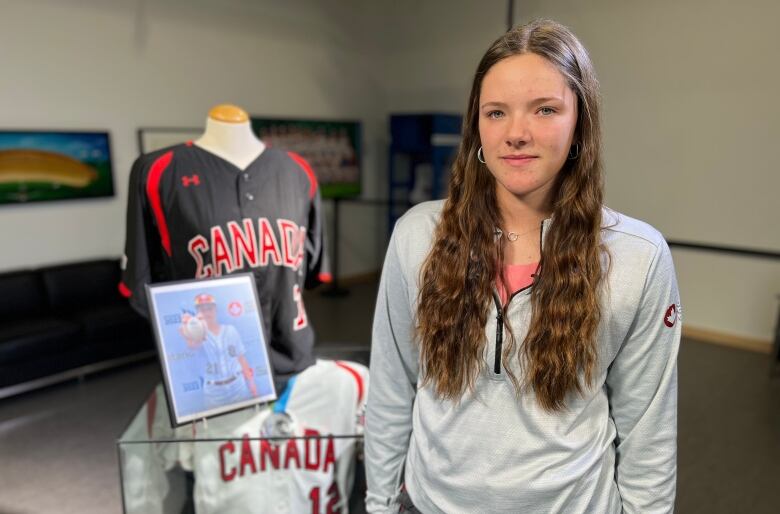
[
  {"xmin": 377, "ymin": 0, "xmax": 507, "ymax": 113},
  {"xmin": 0, "ymin": 0, "xmax": 509, "ymax": 280},
  {"xmin": 3, "ymin": 0, "xmax": 776, "ymax": 342},
  {"xmin": 0, "ymin": 0, "xmax": 387, "ymax": 276},
  {"xmin": 514, "ymin": 0, "xmax": 780, "ymax": 342},
  {"xmin": 356, "ymin": 0, "xmax": 508, "ymax": 268}
]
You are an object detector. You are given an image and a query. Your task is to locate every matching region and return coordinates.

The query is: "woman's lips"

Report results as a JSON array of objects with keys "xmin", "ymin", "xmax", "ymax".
[{"xmin": 501, "ymin": 155, "xmax": 538, "ymax": 166}]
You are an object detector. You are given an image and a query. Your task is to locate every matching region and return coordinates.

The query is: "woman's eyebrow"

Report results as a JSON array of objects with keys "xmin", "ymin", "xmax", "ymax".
[
  {"xmin": 528, "ymin": 96, "xmax": 564, "ymax": 105},
  {"xmin": 481, "ymin": 96, "xmax": 565, "ymax": 110},
  {"xmin": 480, "ymin": 101, "xmax": 508, "ymax": 109}
]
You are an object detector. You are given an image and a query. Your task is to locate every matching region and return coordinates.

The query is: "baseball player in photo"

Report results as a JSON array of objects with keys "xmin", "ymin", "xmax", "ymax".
[
  {"xmin": 120, "ymin": 143, "xmax": 331, "ymax": 392},
  {"xmin": 180, "ymin": 293, "xmax": 258, "ymax": 408}
]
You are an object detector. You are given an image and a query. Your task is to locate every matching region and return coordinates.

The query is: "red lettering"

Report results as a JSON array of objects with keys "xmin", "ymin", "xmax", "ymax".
[
  {"xmin": 293, "ymin": 227, "xmax": 307, "ymax": 270},
  {"xmin": 228, "ymin": 219, "xmax": 258, "ymax": 269},
  {"xmin": 309, "ymin": 485, "xmax": 320, "ymax": 514},
  {"xmin": 259, "ymin": 438, "xmax": 280, "ymax": 471},
  {"xmin": 239, "ymin": 435, "xmax": 257, "ymax": 476},
  {"xmin": 277, "ymin": 219, "xmax": 299, "ymax": 268},
  {"xmin": 293, "ymin": 284, "xmax": 308, "ymax": 331},
  {"xmin": 188, "ymin": 235, "xmax": 212, "ymax": 278},
  {"xmin": 310, "ymin": 482, "xmax": 341, "ymax": 514},
  {"xmin": 323, "ymin": 435, "xmax": 336, "ymax": 473},
  {"xmin": 303, "ymin": 429, "xmax": 320, "ymax": 471},
  {"xmin": 258, "ymin": 218, "xmax": 282, "ymax": 266},
  {"xmin": 219, "ymin": 441, "xmax": 237, "ymax": 482},
  {"xmin": 284, "ymin": 437, "xmax": 301, "ymax": 469},
  {"xmin": 211, "ymin": 226, "xmax": 234, "ymax": 276},
  {"xmin": 326, "ymin": 481, "xmax": 342, "ymax": 514}
]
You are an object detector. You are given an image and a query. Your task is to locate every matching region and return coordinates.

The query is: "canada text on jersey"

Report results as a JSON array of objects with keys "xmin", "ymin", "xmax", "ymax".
[
  {"xmin": 218, "ymin": 428, "xmax": 337, "ymax": 482},
  {"xmin": 188, "ymin": 217, "xmax": 306, "ymax": 278}
]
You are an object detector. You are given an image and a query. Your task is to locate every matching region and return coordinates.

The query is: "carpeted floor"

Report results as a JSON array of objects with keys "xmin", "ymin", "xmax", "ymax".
[{"xmin": 0, "ymin": 280, "xmax": 777, "ymax": 513}]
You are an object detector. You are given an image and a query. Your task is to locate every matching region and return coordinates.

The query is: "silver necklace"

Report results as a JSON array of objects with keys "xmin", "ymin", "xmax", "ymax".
[{"xmin": 495, "ymin": 224, "xmax": 541, "ymax": 242}]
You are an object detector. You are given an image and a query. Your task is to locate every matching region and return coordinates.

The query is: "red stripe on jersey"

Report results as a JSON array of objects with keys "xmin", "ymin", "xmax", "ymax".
[
  {"xmin": 287, "ymin": 151, "xmax": 318, "ymax": 199},
  {"xmin": 335, "ymin": 361, "xmax": 364, "ymax": 406},
  {"xmin": 146, "ymin": 151, "xmax": 174, "ymax": 256},
  {"xmin": 318, "ymin": 272, "xmax": 333, "ymax": 283},
  {"xmin": 118, "ymin": 281, "xmax": 132, "ymax": 298}
]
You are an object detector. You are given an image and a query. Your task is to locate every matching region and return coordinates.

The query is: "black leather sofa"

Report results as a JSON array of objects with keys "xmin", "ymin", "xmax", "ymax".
[{"xmin": 0, "ymin": 258, "xmax": 155, "ymax": 398}]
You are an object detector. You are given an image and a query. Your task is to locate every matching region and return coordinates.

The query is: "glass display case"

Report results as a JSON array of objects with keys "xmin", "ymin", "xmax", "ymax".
[{"xmin": 117, "ymin": 383, "xmax": 367, "ymax": 514}]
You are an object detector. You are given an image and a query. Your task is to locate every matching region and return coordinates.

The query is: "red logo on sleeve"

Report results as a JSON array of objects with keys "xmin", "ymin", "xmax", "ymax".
[
  {"xmin": 182, "ymin": 174, "xmax": 201, "ymax": 187},
  {"xmin": 664, "ymin": 304, "xmax": 678, "ymax": 327}
]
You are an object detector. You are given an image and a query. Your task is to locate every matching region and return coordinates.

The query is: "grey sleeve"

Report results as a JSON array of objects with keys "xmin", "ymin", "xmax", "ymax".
[
  {"xmin": 605, "ymin": 240, "xmax": 681, "ymax": 513},
  {"xmin": 364, "ymin": 228, "xmax": 419, "ymax": 514}
]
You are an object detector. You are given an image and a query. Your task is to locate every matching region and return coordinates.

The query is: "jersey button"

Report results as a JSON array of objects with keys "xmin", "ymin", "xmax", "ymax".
[
  {"xmin": 243, "ymin": 173, "xmax": 250, "ymax": 181},
  {"xmin": 245, "ymin": 193, "xmax": 254, "ymax": 201}
]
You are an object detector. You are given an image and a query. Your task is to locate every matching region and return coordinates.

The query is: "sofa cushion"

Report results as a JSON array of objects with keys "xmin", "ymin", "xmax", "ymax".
[
  {"xmin": 0, "ymin": 347, "xmax": 88, "ymax": 387},
  {"xmin": 0, "ymin": 271, "xmax": 47, "ymax": 323},
  {"xmin": 75, "ymin": 304, "xmax": 151, "ymax": 343},
  {"xmin": 41, "ymin": 259, "xmax": 122, "ymax": 312},
  {"xmin": 0, "ymin": 318, "xmax": 81, "ymax": 365}
]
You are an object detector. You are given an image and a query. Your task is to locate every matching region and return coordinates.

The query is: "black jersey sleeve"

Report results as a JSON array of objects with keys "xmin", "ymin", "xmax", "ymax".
[
  {"xmin": 304, "ymin": 180, "xmax": 332, "ymax": 289},
  {"xmin": 119, "ymin": 155, "xmax": 158, "ymax": 317}
]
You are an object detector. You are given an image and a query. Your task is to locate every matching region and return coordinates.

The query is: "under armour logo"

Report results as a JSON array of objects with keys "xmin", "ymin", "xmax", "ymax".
[{"xmin": 182, "ymin": 174, "xmax": 201, "ymax": 187}]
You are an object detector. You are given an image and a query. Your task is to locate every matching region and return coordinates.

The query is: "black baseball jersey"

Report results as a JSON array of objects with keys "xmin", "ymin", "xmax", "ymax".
[{"xmin": 120, "ymin": 143, "xmax": 331, "ymax": 391}]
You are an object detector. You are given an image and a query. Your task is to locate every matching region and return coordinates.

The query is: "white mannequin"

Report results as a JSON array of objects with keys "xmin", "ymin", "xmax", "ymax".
[{"xmin": 194, "ymin": 104, "xmax": 265, "ymax": 170}]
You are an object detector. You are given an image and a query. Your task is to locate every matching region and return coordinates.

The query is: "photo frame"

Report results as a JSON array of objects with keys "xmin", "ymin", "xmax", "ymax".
[
  {"xmin": 146, "ymin": 274, "xmax": 277, "ymax": 426},
  {"xmin": 137, "ymin": 127, "xmax": 202, "ymax": 155},
  {"xmin": 251, "ymin": 117, "xmax": 361, "ymax": 199},
  {"xmin": 0, "ymin": 130, "xmax": 114, "ymax": 205}
]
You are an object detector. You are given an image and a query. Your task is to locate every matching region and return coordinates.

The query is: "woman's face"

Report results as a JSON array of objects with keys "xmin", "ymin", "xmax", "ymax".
[{"xmin": 478, "ymin": 53, "xmax": 578, "ymax": 209}]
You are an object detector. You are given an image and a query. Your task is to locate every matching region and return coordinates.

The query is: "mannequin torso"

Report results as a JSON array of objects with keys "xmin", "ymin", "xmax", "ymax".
[{"xmin": 194, "ymin": 104, "xmax": 265, "ymax": 170}]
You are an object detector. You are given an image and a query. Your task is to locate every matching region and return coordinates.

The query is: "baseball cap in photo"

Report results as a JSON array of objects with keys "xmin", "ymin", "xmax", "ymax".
[{"xmin": 194, "ymin": 293, "xmax": 216, "ymax": 306}]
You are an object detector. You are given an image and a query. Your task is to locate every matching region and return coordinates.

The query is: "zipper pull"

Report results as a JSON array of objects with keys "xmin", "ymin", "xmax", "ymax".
[{"xmin": 494, "ymin": 310, "xmax": 503, "ymax": 374}]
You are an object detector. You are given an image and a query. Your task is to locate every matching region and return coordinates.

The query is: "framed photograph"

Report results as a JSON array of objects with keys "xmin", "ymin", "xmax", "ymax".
[
  {"xmin": 0, "ymin": 130, "xmax": 114, "ymax": 205},
  {"xmin": 137, "ymin": 127, "xmax": 202, "ymax": 155},
  {"xmin": 146, "ymin": 273, "xmax": 277, "ymax": 426},
  {"xmin": 251, "ymin": 117, "xmax": 361, "ymax": 199}
]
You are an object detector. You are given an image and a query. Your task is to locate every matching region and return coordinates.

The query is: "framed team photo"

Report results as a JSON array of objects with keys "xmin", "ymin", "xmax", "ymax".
[
  {"xmin": 250, "ymin": 117, "xmax": 361, "ymax": 199},
  {"xmin": 137, "ymin": 127, "xmax": 202, "ymax": 154},
  {"xmin": 146, "ymin": 274, "xmax": 277, "ymax": 426}
]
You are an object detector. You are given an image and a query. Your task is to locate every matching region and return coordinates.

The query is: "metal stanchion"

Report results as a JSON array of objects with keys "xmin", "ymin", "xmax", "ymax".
[{"xmin": 322, "ymin": 197, "xmax": 349, "ymax": 297}]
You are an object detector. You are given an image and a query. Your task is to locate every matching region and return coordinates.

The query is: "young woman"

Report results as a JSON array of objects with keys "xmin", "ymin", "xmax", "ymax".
[{"xmin": 365, "ymin": 20, "xmax": 680, "ymax": 514}]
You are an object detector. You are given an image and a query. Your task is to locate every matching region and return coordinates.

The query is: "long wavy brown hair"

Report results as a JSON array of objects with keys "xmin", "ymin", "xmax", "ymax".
[{"xmin": 416, "ymin": 19, "xmax": 605, "ymax": 411}]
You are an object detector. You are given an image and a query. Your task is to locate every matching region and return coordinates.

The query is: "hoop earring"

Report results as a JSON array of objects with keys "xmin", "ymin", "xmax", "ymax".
[
  {"xmin": 477, "ymin": 146, "xmax": 486, "ymax": 164},
  {"xmin": 568, "ymin": 143, "xmax": 580, "ymax": 160}
]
